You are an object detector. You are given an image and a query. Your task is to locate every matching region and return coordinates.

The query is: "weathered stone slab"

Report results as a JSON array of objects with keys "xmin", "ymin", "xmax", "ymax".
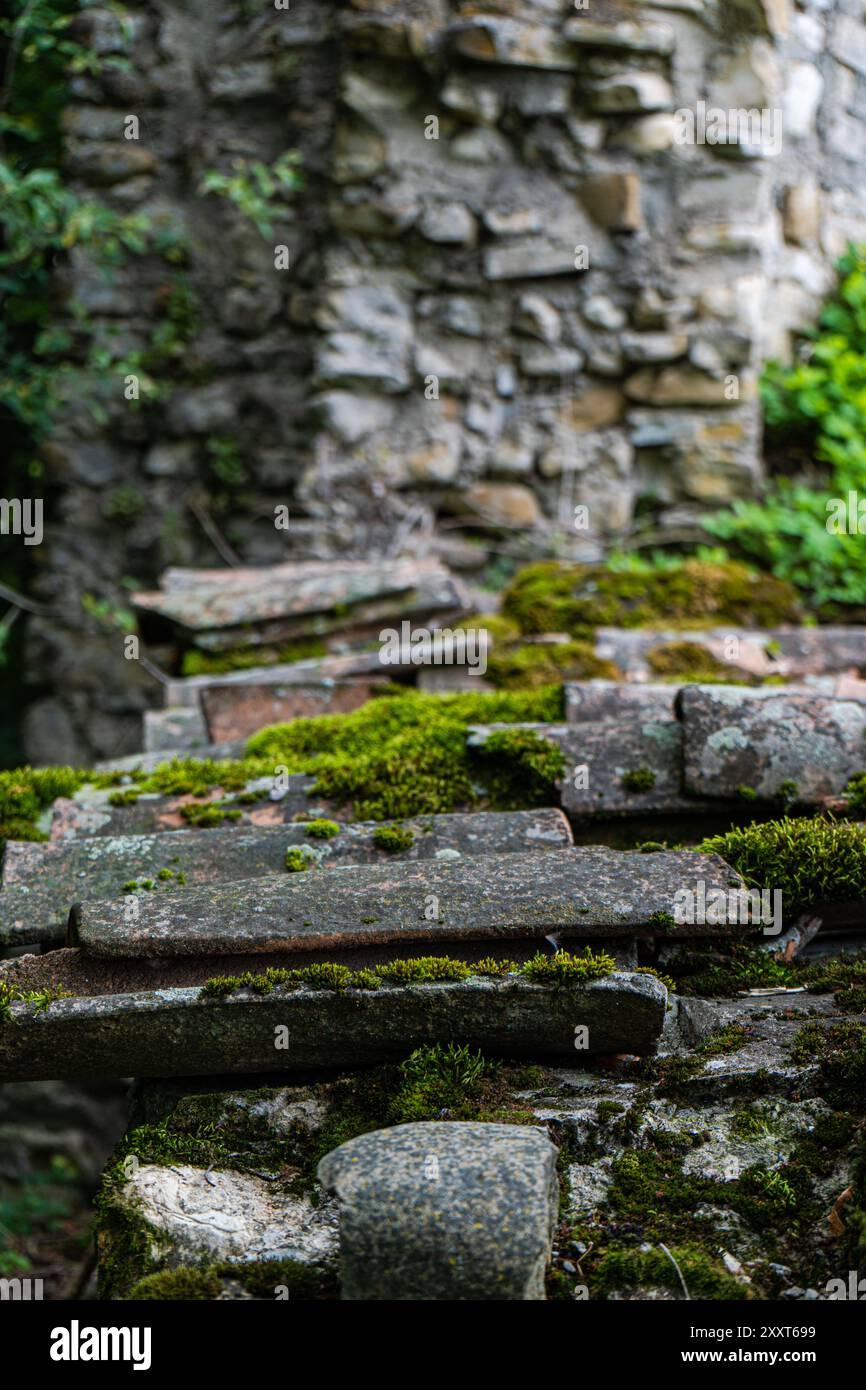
[
  {"xmin": 122, "ymin": 1163, "xmax": 338, "ymax": 1269},
  {"xmin": 200, "ymin": 679, "xmax": 385, "ymax": 744},
  {"xmin": 94, "ymin": 741, "xmax": 248, "ymax": 775},
  {"xmin": 562, "ymin": 17, "xmax": 675, "ymax": 55},
  {"xmin": 0, "ymin": 971, "xmax": 668, "ymax": 1082},
  {"xmin": 70, "ymin": 846, "xmax": 748, "ymax": 958},
  {"xmin": 594, "ymin": 626, "xmax": 866, "ymax": 681},
  {"xmin": 318, "ymin": 1121, "xmax": 558, "ymax": 1301},
  {"xmin": 564, "ymin": 681, "xmax": 678, "ymax": 723},
  {"xmin": 49, "ymin": 776, "xmax": 326, "ymax": 841},
  {"xmin": 0, "ymin": 810, "xmax": 572, "ymax": 947},
  {"xmin": 133, "ymin": 559, "xmax": 467, "ymax": 650},
  {"xmin": 143, "ymin": 706, "xmax": 209, "ymax": 754},
  {"xmin": 469, "ymin": 721, "xmax": 703, "ymax": 817},
  {"xmin": 164, "ymin": 653, "xmax": 390, "ymax": 709},
  {"xmin": 680, "ymin": 685, "xmax": 866, "ymax": 802}
]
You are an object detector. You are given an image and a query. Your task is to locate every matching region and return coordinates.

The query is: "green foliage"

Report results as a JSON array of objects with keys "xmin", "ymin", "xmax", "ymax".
[
  {"xmin": 622, "ymin": 767, "xmax": 656, "ymax": 793},
  {"xmin": 0, "ymin": 764, "xmax": 83, "ymax": 852},
  {"xmin": 180, "ymin": 638, "xmax": 327, "ymax": 677},
  {"xmin": 284, "ymin": 846, "xmax": 315, "ymax": 872},
  {"xmin": 205, "ymin": 434, "xmax": 248, "ymax": 489},
  {"xmin": 198, "ymin": 152, "xmax": 302, "ymax": 237},
  {"xmin": 471, "ymin": 727, "xmax": 566, "ymax": 808},
  {"xmin": 521, "ymin": 948, "xmax": 615, "ymax": 984},
  {"xmin": 699, "ymin": 815, "xmax": 866, "ymax": 913},
  {"xmin": 485, "ymin": 638, "xmax": 619, "ymax": 689},
  {"xmin": 706, "ymin": 245, "xmax": 866, "ymax": 608},
  {"xmin": 303, "ymin": 818, "xmax": 340, "ymax": 839}
]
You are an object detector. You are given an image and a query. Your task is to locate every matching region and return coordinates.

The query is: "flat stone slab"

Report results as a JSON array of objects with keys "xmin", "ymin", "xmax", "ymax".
[
  {"xmin": 680, "ymin": 685, "xmax": 866, "ymax": 802},
  {"xmin": 0, "ymin": 810, "xmax": 572, "ymax": 948},
  {"xmin": 49, "ymin": 776, "xmax": 326, "ymax": 841},
  {"xmin": 469, "ymin": 721, "xmax": 706, "ymax": 817},
  {"xmin": 564, "ymin": 681, "xmax": 678, "ymax": 723},
  {"xmin": 164, "ymin": 652, "xmax": 390, "ymax": 710},
  {"xmin": 0, "ymin": 970, "xmax": 668, "ymax": 1082},
  {"xmin": 143, "ymin": 706, "xmax": 209, "ymax": 754},
  {"xmin": 595, "ymin": 626, "xmax": 866, "ymax": 681},
  {"xmin": 201, "ymin": 678, "xmax": 384, "ymax": 744},
  {"xmin": 134, "ymin": 559, "xmax": 466, "ymax": 650},
  {"xmin": 70, "ymin": 847, "xmax": 748, "ymax": 958},
  {"xmin": 94, "ymin": 741, "xmax": 248, "ymax": 775},
  {"xmin": 318, "ymin": 1122, "xmax": 559, "ymax": 1301}
]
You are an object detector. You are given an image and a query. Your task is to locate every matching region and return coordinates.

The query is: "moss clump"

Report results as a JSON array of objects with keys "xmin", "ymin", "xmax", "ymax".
[
  {"xmin": 245, "ymin": 686, "xmax": 563, "ymax": 820},
  {"xmin": 699, "ymin": 815, "xmax": 866, "ymax": 914},
  {"xmin": 374, "ymin": 957, "xmax": 471, "ymax": 985},
  {"xmin": 472, "ymin": 727, "xmax": 566, "ymax": 808},
  {"xmin": 180, "ymin": 801, "xmax": 243, "ymax": 828},
  {"xmin": 180, "ymin": 638, "xmax": 327, "ymax": 677},
  {"xmin": 592, "ymin": 1244, "xmax": 750, "ymax": 1300},
  {"xmin": 521, "ymin": 948, "xmax": 615, "ymax": 984},
  {"xmin": 108, "ymin": 788, "xmax": 141, "ymax": 807},
  {"xmin": 474, "ymin": 957, "xmax": 519, "ymax": 977},
  {"xmin": 646, "ymin": 641, "xmax": 741, "ymax": 683},
  {"xmin": 295, "ymin": 963, "xmax": 352, "ymax": 991},
  {"xmin": 388, "ymin": 1043, "xmax": 489, "ymax": 1124},
  {"xmin": 501, "ymin": 556, "xmax": 801, "ymax": 638},
  {"xmin": 485, "ymin": 639, "xmax": 619, "ymax": 690},
  {"xmin": 371, "ymin": 824, "xmax": 415, "ymax": 853},
  {"xmin": 304, "ymin": 819, "xmax": 340, "ymax": 840},
  {"xmin": 0, "ymin": 766, "xmax": 86, "ymax": 853},
  {"xmin": 128, "ymin": 1268, "xmax": 223, "ymax": 1300},
  {"xmin": 622, "ymin": 767, "xmax": 656, "ymax": 793},
  {"xmin": 790, "ymin": 1021, "xmax": 866, "ymax": 1100},
  {"xmin": 843, "ymin": 771, "xmax": 866, "ymax": 816},
  {"xmin": 285, "ymin": 847, "xmax": 315, "ymax": 872},
  {"xmin": 0, "ymin": 981, "xmax": 68, "ymax": 1023}
]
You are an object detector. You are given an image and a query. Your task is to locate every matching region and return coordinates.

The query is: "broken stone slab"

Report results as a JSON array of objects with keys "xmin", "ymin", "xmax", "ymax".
[
  {"xmin": 164, "ymin": 654, "xmax": 391, "ymax": 710},
  {"xmin": 594, "ymin": 626, "xmax": 866, "ymax": 681},
  {"xmin": 49, "ymin": 776, "xmax": 326, "ymax": 841},
  {"xmin": 318, "ymin": 1121, "xmax": 558, "ymax": 1301},
  {"xmin": 562, "ymin": 17, "xmax": 675, "ymax": 55},
  {"xmin": 200, "ymin": 679, "xmax": 386, "ymax": 744},
  {"xmin": 133, "ymin": 559, "xmax": 468, "ymax": 651},
  {"xmin": 0, "ymin": 810, "xmax": 573, "ymax": 948},
  {"xmin": 70, "ymin": 847, "xmax": 749, "ymax": 958},
  {"xmin": 0, "ymin": 970, "xmax": 667, "ymax": 1082},
  {"xmin": 680, "ymin": 685, "xmax": 866, "ymax": 802},
  {"xmin": 143, "ymin": 706, "xmax": 209, "ymax": 754},
  {"xmin": 120, "ymin": 1162, "xmax": 338, "ymax": 1270},
  {"xmin": 468, "ymin": 721, "xmax": 706, "ymax": 818},
  {"xmin": 564, "ymin": 681, "xmax": 678, "ymax": 723}
]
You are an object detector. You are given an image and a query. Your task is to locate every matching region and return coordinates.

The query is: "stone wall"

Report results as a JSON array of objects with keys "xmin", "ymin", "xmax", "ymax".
[{"xmin": 23, "ymin": 0, "xmax": 866, "ymax": 764}]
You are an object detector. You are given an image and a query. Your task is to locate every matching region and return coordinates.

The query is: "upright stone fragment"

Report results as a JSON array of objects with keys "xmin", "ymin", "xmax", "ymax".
[
  {"xmin": 680, "ymin": 685, "xmax": 866, "ymax": 802},
  {"xmin": 317, "ymin": 1122, "xmax": 559, "ymax": 1300}
]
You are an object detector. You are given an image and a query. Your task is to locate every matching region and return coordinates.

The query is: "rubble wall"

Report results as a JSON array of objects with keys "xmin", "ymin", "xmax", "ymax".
[{"xmin": 24, "ymin": 0, "xmax": 866, "ymax": 763}]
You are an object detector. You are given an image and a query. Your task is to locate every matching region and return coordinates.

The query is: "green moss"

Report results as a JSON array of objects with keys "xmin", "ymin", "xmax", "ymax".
[
  {"xmin": 371, "ymin": 824, "xmax": 415, "ymax": 853},
  {"xmin": 108, "ymin": 789, "xmax": 141, "ymax": 808},
  {"xmin": 388, "ymin": 1042, "xmax": 489, "ymax": 1124},
  {"xmin": 521, "ymin": 948, "xmax": 615, "ymax": 984},
  {"xmin": 0, "ymin": 981, "xmax": 68, "ymax": 1024},
  {"xmin": 648, "ymin": 910, "xmax": 675, "ymax": 930},
  {"xmin": 592, "ymin": 1244, "xmax": 750, "ymax": 1300},
  {"xmin": 243, "ymin": 687, "xmax": 564, "ymax": 820},
  {"xmin": 646, "ymin": 640, "xmax": 738, "ymax": 682},
  {"xmin": 179, "ymin": 801, "xmax": 243, "ymax": 828},
  {"xmin": 128, "ymin": 1268, "xmax": 223, "ymax": 1300},
  {"xmin": 180, "ymin": 638, "xmax": 327, "ymax": 678},
  {"xmin": 0, "ymin": 766, "xmax": 86, "ymax": 854},
  {"xmin": 304, "ymin": 819, "xmax": 340, "ymax": 840},
  {"xmin": 843, "ymin": 771, "xmax": 866, "ymax": 815},
  {"xmin": 374, "ymin": 957, "xmax": 471, "ymax": 985},
  {"xmin": 474, "ymin": 957, "xmax": 519, "ymax": 977},
  {"xmin": 622, "ymin": 767, "xmax": 656, "ymax": 793},
  {"xmin": 501, "ymin": 556, "xmax": 801, "ymax": 638},
  {"xmin": 472, "ymin": 727, "xmax": 566, "ymax": 808},
  {"xmin": 699, "ymin": 815, "xmax": 866, "ymax": 914},
  {"xmin": 285, "ymin": 847, "xmax": 315, "ymax": 872},
  {"xmin": 485, "ymin": 639, "xmax": 619, "ymax": 690},
  {"xmin": 790, "ymin": 1021, "xmax": 866, "ymax": 1100},
  {"xmin": 635, "ymin": 965, "xmax": 676, "ymax": 993}
]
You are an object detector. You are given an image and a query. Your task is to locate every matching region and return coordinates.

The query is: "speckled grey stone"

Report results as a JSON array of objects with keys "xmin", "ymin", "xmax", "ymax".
[
  {"xmin": 70, "ymin": 846, "xmax": 748, "ymax": 957},
  {"xmin": 0, "ymin": 809, "xmax": 572, "ymax": 948},
  {"xmin": 317, "ymin": 1121, "xmax": 559, "ymax": 1300},
  {"xmin": 0, "ymin": 971, "xmax": 668, "ymax": 1082},
  {"xmin": 564, "ymin": 681, "xmax": 678, "ymax": 723},
  {"xmin": 680, "ymin": 685, "xmax": 866, "ymax": 802}
]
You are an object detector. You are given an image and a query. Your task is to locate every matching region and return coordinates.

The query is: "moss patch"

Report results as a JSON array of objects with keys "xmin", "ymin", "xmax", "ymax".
[
  {"xmin": 699, "ymin": 815, "xmax": 866, "ymax": 914},
  {"xmin": 501, "ymin": 557, "xmax": 801, "ymax": 638},
  {"xmin": 371, "ymin": 824, "xmax": 415, "ymax": 853},
  {"xmin": 646, "ymin": 640, "xmax": 744, "ymax": 684},
  {"xmin": 485, "ymin": 639, "xmax": 619, "ymax": 690},
  {"xmin": 180, "ymin": 638, "xmax": 327, "ymax": 677}
]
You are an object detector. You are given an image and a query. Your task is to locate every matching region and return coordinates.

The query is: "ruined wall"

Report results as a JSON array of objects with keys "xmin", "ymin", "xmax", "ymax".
[{"xmin": 24, "ymin": 0, "xmax": 866, "ymax": 764}]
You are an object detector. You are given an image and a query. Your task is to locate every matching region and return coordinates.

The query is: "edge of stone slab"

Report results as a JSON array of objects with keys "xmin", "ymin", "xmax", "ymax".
[{"xmin": 0, "ymin": 970, "xmax": 667, "ymax": 1082}]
